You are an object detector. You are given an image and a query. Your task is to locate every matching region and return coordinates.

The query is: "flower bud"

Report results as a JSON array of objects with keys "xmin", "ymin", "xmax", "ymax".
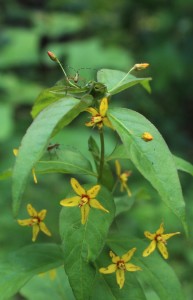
[
  {"xmin": 141, "ymin": 132, "xmax": 153, "ymax": 142},
  {"xmin": 47, "ymin": 51, "xmax": 58, "ymax": 62},
  {"xmin": 134, "ymin": 63, "xmax": 149, "ymax": 71}
]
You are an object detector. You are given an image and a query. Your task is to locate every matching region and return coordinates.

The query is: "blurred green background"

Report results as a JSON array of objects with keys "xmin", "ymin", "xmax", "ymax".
[{"xmin": 0, "ymin": 0, "xmax": 193, "ymax": 299}]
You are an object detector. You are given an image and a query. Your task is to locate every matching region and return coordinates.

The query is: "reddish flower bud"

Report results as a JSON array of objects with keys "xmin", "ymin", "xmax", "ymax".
[{"xmin": 47, "ymin": 51, "xmax": 58, "ymax": 62}]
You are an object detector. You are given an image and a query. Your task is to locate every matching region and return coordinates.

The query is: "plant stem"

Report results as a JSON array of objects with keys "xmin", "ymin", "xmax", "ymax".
[
  {"xmin": 56, "ymin": 59, "xmax": 78, "ymax": 89},
  {"xmin": 98, "ymin": 128, "xmax": 105, "ymax": 183}
]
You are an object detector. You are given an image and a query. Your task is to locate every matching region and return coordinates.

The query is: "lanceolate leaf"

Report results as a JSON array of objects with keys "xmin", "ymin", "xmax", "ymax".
[
  {"xmin": 108, "ymin": 107, "xmax": 187, "ymax": 233},
  {"xmin": 97, "ymin": 69, "xmax": 152, "ymax": 96},
  {"xmin": 174, "ymin": 155, "xmax": 193, "ymax": 176},
  {"xmin": 36, "ymin": 146, "xmax": 96, "ymax": 177},
  {"xmin": 12, "ymin": 96, "xmax": 92, "ymax": 216},
  {"xmin": 59, "ymin": 185, "xmax": 115, "ymax": 300},
  {"xmin": 0, "ymin": 244, "xmax": 63, "ymax": 300}
]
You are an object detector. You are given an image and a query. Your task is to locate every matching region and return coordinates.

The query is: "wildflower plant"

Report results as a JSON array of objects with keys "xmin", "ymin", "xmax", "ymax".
[{"xmin": 2, "ymin": 51, "xmax": 191, "ymax": 299}]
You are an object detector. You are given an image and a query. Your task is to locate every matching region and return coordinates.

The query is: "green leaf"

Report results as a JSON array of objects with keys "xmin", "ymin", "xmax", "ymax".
[
  {"xmin": 92, "ymin": 272, "xmax": 146, "ymax": 300},
  {"xmin": 36, "ymin": 146, "xmax": 96, "ymax": 177},
  {"xmin": 0, "ymin": 243, "xmax": 63, "ymax": 300},
  {"xmin": 97, "ymin": 69, "xmax": 152, "ymax": 96},
  {"xmin": 0, "ymin": 168, "xmax": 12, "ymax": 180},
  {"xmin": 95, "ymin": 245, "xmax": 146, "ymax": 300},
  {"xmin": 12, "ymin": 96, "xmax": 92, "ymax": 216},
  {"xmin": 107, "ymin": 237, "xmax": 184, "ymax": 300},
  {"xmin": 106, "ymin": 144, "xmax": 128, "ymax": 161},
  {"xmin": 65, "ymin": 257, "xmax": 95, "ymax": 300},
  {"xmin": 59, "ymin": 185, "xmax": 115, "ymax": 300},
  {"xmin": 31, "ymin": 86, "xmax": 65, "ymax": 118},
  {"xmin": 21, "ymin": 266, "xmax": 75, "ymax": 300},
  {"xmin": 108, "ymin": 107, "xmax": 187, "ymax": 233},
  {"xmin": 174, "ymin": 155, "xmax": 193, "ymax": 176},
  {"xmin": 60, "ymin": 185, "xmax": 115, "ymax": 262}
]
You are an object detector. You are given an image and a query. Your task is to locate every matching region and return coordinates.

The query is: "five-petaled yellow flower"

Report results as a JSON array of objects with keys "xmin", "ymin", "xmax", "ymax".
[
  {"xmin": 115, "ymin": 160, "xmax": 132, "ymax": 197},
  {"xmin": 13, "ymin": 148, "xmax": 38, "ymax": 184},
  {"xmin": 143, "ymin": 223, "xmax": 180, "ymax": 259},
  {"xmin": 85, "ymin": 97, "xmax": 113, "ymax": 130},
  {"xmin": 60, "ymin": 178, "xmax": 109, "ymax": 224},
  {"xmin": 99, "ymin": 248, "xmax": 141, "ymax": 289},
  {"xmin": 141, "ymin": 132, "xmax": 153, "ymax": 142},
  {"xmin": 17, "ymin": 204, "xmax": 51, "ymax": 242}
]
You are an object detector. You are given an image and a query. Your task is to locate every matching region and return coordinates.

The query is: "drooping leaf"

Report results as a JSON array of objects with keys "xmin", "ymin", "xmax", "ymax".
[
  {"xmin": 36, "ymin": 146, "xmax": 96, "ymax": 177},
  {"xmin": 12, "ymin": 96, "xmax": 92, "ymax": 216},
  {"xmin": 0, "ymin": 244, "xmax": 63, "ymax": 300},
  {"xmin": 97, "ymin": 69, "xmax": 152, "ymax": 96},
  {"xmin": 174, "ymin": 155, "xmax": 193, "ymax": 176},
  {"xmin": 108, "ymin": 107, "xmax": 187, "ymax": 233}
]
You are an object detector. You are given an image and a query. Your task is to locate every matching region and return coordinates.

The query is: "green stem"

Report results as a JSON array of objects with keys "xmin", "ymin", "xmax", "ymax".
[
  {"xmin": 98, "ymin": 128, "xmax": 105, "ymax": 183},
  {"xmin": 56, "ymin": 59, "xmax": 78, "ymax": 89},
  {"xmin": 108, "ymin": 66, "xmax": 134, "ymax": 93}
]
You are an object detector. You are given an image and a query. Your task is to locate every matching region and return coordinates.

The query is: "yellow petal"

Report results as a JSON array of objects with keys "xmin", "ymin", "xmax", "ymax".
[
  {"xmin": 39, "ymin": 222, "xmax": 52, "ymax": 236},
  {"xmin": 86, "ymin": 107, "xmax": 98, "ymax": 116},
  {"xmin": 144, "ymin": 231, "xmax": 155, "ymax": 240},
  {"xmin": 27, "ymin": 204, "xmax": 37, "ymax": 217},
  {"xmin": 116, "ymin": 269, "xmax": 125, "ymax": 289},
  {"xmin": 122, "ymin": 182, "xmax": 132, "ymax": 197},
  {"xmin": 162, "ymin": 232, "xmax": 180, "ymax": 240},
  {"xmin": 156, "ymin": 223, "xmax": 164, "ymax": 235},
  {"xmin": 17, "ymin": 219, "xmax": 32, "ymax": 226},
  {"xmin": 115, "ymin": 160, "xmax": 121, "ymax": 176},
  {"xmin": 103, "ymin": 117, "xmax": 114, "ymax": 129},
  {"xmin": 87, "ymin": 185, "xmax": 101, "ymax": 198},
  {"xmin": 32, "ymin": 168, "xmax": 38, "ymax": 184},
  {"xmin": 32, "ymin": 224, "xmax": 40, "ymax": 242},
  {"xmin": 13, "ymin": 148, "xmax": 19, "ymax": 156},
  {"xmin": 143, "ymin": 240, "xmax": 156, "ymax": 257},
  {"xmin": 85, "ymin": 121, "xmax": 95, "ymax": 127},
  {"xmin": 38, "ymin": 209, "xmax": 47, "ymax": 220},
  {"xmin": 80, "ymin": 205, "xmax": 90, "ymax": 224},
  {"xmin": 99, "ymin": 97, "xmax": 108, "ymax": 117},
  {"xmin": 71, "ymin": 178, "xmax": 86, "ymax": 196},
  {"xmin": 90, "ymin": 199, "xmax": 109, "ymax": 213},
  {"xmin": 125, "ymin": 263, "xmax": 141, "ymax": 272},
  {"xmin": 157, "ymin": 241, "xmax": 168, "ymax": 259},
  {"xmin": 122, "ymin": 248, "xmax": 136, "ymax": 263},
  {"xmin": 99, "ymin": 264, "xmax": 117, "ymax": 274},
  {"xmin": 109, "ymin": 251, "xmax": 120, "ymax": 263},
  {"xmin": 60, "ymin": 196, "xmax": 80, "ymax": 207}
]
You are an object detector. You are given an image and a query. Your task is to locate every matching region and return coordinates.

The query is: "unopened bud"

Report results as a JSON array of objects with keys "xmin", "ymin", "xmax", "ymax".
[
  {"xmin": 134, "ymin": 63, "xmax": 149, "ymax": 71},
  {"xmin": 47, "ymin": 51, "xmax": 58, "ymax": 62},
  {"xmin": 141, "ymin": 132, "xmax": 153, "ymax": 142}
]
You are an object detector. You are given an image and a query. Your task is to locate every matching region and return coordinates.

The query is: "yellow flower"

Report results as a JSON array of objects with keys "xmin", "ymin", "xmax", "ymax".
[
  {"xmin": 141, "ymin": 132, "xmax": 153, "ymax": 142},
  {"xmin": 99, "ymin": 248, "xmax": 141, "ymax": 289},
  {"xmin": 85, "ymin": 97, "xmax": 113, "ymax": 130},
  {"xmin": 143, "ymin": 223, "xmax": 180, "ymax": 259},
  {"xmin": 115, "ymin": 160, "xmax": 132, "ymax": 197},
  {"xmin": 13, "ymin": 148, "xmax": 38, "ymax": 184},
  {"xmin": 17, "ymin": 204, "xmax": 51, "ymax": 242},
  {"xmin": 60, "ymin": 178, "xmax": 109, "ymax": 224}
]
